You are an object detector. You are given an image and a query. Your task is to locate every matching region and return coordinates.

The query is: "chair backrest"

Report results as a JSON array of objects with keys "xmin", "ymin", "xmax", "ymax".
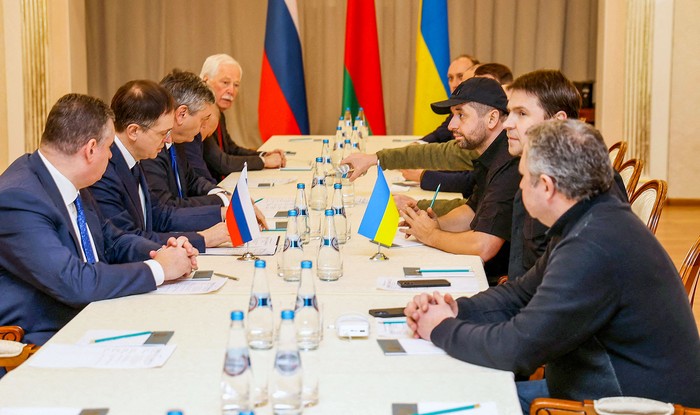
[
  {"xmin": 608, "ymin": 141, "xmax": 628, "ymax": 171},
  {"xmin": 531, "ymin": 398, "xmax": 700, "ymax": 415},
  {"xmin": 0, "ymin": 326, "xmax": 24, "ymax": 341},
  {"xmin": 629, "ymin": 179, "xmax": 668, "ymax": 234},
  {"xmin": 679, "ymin": 234, "xmax": 700, "ymax": 307},
  {"xmin": 0, "ymin": 326, "xmax": 38, "ymax": 372},
  {"xmin": 618, "ymin": 158, "xmax": 644, "ymax": 199}
]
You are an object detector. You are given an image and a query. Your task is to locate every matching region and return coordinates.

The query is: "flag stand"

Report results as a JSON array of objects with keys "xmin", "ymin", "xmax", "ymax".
[
  {"xmin": 369, "ymin": 241, "xmax": 388, "ymax": 261},
  {"xmin": 237, "ymin": 242, "xmax": 259, "ymax": 262}
]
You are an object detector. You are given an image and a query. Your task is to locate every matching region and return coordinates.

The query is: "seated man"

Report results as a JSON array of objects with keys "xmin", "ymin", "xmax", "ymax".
[
  {"xmin": 142, "ymin": 70, "xmax": 231, "ymax": 208},
  {"xmin": 394, "ymin": 78, "xmax": 520, "ymax": 282},
  {"xmin": 0, "ymin": 94, "xmax": 196, "ymax": 348},
  {"xmin": 89, "ymin": 80, "xmax": 230, "ymax": 253},
  {"xmin": 400, "ymin": 62, "xmax": 514, "ymax": 215},
  {"xmin": 183, "ymin": 53, "xmax": 286, "ymax": 181},
  {"xmin": 407, "ymin": 119, "xmax": 700, "ymax": 412}
]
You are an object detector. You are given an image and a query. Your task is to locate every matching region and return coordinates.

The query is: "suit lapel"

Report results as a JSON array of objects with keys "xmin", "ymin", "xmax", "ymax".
[
  {"xmin": 110, "ymin": 144, "xmax": 147, "ymax": 229},
  {"xmin": 80, "ymin": 189, "xmax": 107, "ymax": 262},
  {"xmin": 28, "ymin": 151, "xmax": 82, "ymax": 256}
]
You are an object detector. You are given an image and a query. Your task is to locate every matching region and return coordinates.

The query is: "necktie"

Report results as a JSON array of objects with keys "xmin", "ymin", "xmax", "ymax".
[
  {"xmin": 169, "ymin": 146, "xmax": 184, "ymax": 198},
  {"xmin": 131, "ymin": 163, "xmax": 141, "ymax": 182},
  {"xmin": 74, "ymin": 195, "xmax": 96, "ymax": 264}
]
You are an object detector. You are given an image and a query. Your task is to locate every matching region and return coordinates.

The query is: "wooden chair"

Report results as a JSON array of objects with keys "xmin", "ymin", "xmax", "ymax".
[
  {"xmin": 629, "ymin": 179, "xmax": 668, "ymax": 234},
  {"xmin": 531, "ymin": 398, "xmax": 700, "ymax": 415},
  {"xmin": 617, "ymin": 158, "xmax": 644, "ymax": 199},
  {"xmin": 679, "ymin": 234, "xmax": 700, "ymax": 307},
  {"xmin": 608, "ymin": 141, "xmax": 628, "ymax": 171},
  {"xmin": 0, "ymin": 326, "xmax": 38, "ymax": 372}
]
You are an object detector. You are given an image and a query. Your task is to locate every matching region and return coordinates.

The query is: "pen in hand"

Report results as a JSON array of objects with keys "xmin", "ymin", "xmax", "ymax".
[{"xmin": 429, "ymin": 183, "xmax": 441, "ymax": 209}]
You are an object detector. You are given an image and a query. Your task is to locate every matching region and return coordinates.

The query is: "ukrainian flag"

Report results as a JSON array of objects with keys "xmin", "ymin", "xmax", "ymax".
[
  {"xmin": 358, "ymin": 163, "xmax": 399, "ymax": 247},
  {"xmin": 413, "ymin": 0, "xmax": 450, "ymax": 135}
]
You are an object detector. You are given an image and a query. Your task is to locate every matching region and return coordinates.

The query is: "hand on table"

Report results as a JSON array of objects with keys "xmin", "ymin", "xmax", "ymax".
[
  {"xmin": 400, "ymin": 206, "xmax": 440, "ymax": 244},
  {"xmin": 405, "ymin": 291, "xmax": 458, "ymax": 340},
  {"xmin": 151, "ymin": 236, "xmax": 198, "ymax": 281},
  {"xmin": 400, "ymin": 169, "xmax": 423, "ymax": 182},
  {"xmin": 393, "ymin": 194, "xmax": 418, "ymax": 212}
]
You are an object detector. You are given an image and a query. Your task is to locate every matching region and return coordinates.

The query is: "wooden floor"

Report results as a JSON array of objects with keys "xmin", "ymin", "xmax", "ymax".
[{"xmin": 654, "ymin": 204, "xmax": 700, "ymax": 325}]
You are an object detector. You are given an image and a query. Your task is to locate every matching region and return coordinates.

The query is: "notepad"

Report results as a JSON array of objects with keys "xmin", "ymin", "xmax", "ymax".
[{"xmin": 28, "ymin": 344, "xmax": 176, "ymax": 369}]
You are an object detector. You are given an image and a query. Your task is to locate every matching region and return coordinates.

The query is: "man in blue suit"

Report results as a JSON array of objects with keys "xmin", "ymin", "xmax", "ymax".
[
  {"xmin": 0, "ymin": 94, "xmax": 197, "ymax": 350},
  {"xmin": 142, "ymin": 70, "xmax": 231, "ymax": 208},
  {"xmin": 89, "ymin": 80, "xmax": 230, "ymax": 252}
]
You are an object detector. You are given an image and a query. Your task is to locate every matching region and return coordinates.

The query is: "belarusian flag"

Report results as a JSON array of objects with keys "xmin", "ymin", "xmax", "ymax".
[{"xmin": 342, "ymin": 0, "xmax": 386, "ymax": 135}]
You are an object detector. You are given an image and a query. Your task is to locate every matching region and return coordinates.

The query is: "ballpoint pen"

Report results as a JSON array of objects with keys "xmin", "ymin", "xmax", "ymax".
[
  {"xmin": 93, "ymin": 331, "xmax": 152, "ymax": 343},
  {"xmin": 412, "ymin": 404, "xmax": 480, "ymax": 415},
  {"xmin": 429, "ymin": 184, "xmax": 441, "ymax": 209},
  {"xmin": 254, "ymin": 198, "xmax": 264, "ymax": 204},
  {"xmin": 215, "ymin": 273, "xmax": 239, "ymax": 281}
]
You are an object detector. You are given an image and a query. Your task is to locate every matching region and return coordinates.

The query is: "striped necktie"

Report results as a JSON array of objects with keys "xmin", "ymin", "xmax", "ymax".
[
  {"xmin": 169, "ymin": 146, "xmax": 183, "ymax": 198},
  {"xmin": 74, "ymin": 195, "xmax": 96, "ymax": 264}
]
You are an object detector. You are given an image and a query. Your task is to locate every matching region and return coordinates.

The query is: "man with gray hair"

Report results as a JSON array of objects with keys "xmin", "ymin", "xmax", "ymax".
[
  {"xmin": 142, "ymin": 69, "xmax": 231, "ymax": 208},
  {"xmin": 405, "ymin": 119, "xmax": 700, "ymax": 413},
  {"xmin": 184, "ymin": 53, "xmax": 286, "ymax": 181}
]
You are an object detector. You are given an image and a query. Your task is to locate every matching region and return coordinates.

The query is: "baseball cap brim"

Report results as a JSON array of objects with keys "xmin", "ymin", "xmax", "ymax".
[{"xmin": 430, "ymin": 98, "xmax": 468, "ymax": 115}]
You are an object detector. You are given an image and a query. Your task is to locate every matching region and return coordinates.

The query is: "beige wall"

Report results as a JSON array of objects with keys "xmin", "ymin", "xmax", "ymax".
[
  {"xmin": 0, "ymin": 1, "xmax": 6, "ymax": 170},
  {"xmin": 668, "ymin": 0, "xmax": 700, "ymax": 199}
]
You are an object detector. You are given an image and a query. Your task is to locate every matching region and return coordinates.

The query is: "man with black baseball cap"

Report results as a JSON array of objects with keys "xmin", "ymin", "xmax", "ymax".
[{"xmin": 344, "ymin": 77, "xmax": 519, "ymax": 282}]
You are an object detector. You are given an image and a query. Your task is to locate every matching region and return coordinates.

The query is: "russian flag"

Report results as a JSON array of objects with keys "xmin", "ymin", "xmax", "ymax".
[
  {"xmin": 412, "ymin": 0, "xmax": 450, "ymax": 135},
  {"xmin": 225, "ymin": 165, "xmax": 261, "ymax": 246},
  {"xmin": 358, "ymin": 163, "xmax": 399, "ymax": 247},
  {"xmin": 259, "ymin": 0, "xmax": 310, "ymax": 142}
]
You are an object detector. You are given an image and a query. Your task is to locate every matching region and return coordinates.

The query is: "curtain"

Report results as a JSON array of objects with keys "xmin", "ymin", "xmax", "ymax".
[{"xmin": 86, "ymin": 0, "xmax": 597, "ymax": 149}]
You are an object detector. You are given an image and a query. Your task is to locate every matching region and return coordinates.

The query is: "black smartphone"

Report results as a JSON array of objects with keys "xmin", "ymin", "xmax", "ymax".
[
  {"xmin": 397, "ymin": 279, "xmax": 451, "ymax": 288},
  {"xmin": 368, "ymin": 307, "xmax": 406, "ymax": 318}
]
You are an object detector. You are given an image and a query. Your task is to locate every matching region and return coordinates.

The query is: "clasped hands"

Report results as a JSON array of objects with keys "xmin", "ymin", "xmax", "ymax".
[
  {"xmin": 405, "ymin": 291, "xmax": 458, "ymax": 340},
  {"xmin": 150, "ymin": 236, "xmax": 199, "ymax": 281},
  {"xmin": 399, "ymin": 202, "xmax": 440, "ymax": 245}
]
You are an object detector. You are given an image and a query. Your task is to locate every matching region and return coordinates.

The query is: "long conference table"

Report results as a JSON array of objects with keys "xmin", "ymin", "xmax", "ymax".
[{"xmin": 0, "ymin": 136, "xmax": 521, "ymax": 414}]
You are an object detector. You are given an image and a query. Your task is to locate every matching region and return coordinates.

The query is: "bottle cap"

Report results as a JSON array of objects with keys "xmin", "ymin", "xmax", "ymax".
[
  {"xmin": 281, "ymin": 309, "xmax": 295, "ymax": 320},
  {"xmin": 167, "ymin": 411, "xmax": 184, "ymax": 415},
  {"xmin": 323, "ymin": 138, "xmax": 329, "ymax": 143},
  {"xmin": 230, "ymin": 310, "xmax": 244, "ymax": 321},
  {"xmin": 315, "ymin": 156, "xmax": 323, "ymax": 162},
  {"xmin": 287, "ymin": 209, "xmax": 298, "ymax": 217},
  {"xmin": 254, "ymin": 259, "xmax": 266, "ymax": 268},
  {"xmin": 301, "ymin": 260, "xmax": 312, "ymax": 269},
  {"xmin": 297, "ymin": 183, "xmax": 305, "ymax": 189},
  {"xmin": 334, "ymin": 183, "xmax": 342, "ymax": 189},
  {"xmin": 325, "ymin": 209, "xmax": 334, "ymax": 216},
  {"xmin": 344, "ymin": 139, "xmax": 351, "ymax": 143}
]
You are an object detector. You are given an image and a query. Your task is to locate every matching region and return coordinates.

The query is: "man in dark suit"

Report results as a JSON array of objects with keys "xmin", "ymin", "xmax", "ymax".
[
  {"xmin": 142, "ymin": 70, "xmax": 230, "ymax": 208},
  {"xmin": 183, "ymin": 53, "xmax": 286, "ymax": 180},
  {"xmin": 89, "ymin": 80, "xmax": 230, "ymax": 252},
  {"xmin": 0, "ymin": 94, "xmax": 197, "ymax": 348}
]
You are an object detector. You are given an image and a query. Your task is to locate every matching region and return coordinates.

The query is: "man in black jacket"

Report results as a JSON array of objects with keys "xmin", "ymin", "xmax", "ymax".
[{"xmin": 406, "ymin": 119, "xmax": 700, "ymax": 413}]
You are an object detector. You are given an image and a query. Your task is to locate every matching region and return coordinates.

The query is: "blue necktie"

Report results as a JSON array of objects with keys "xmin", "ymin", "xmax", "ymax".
[
  {"xmin": 74, "ymin": 195, "xmax": 96, "ymax": 264},
  {"xmin": 169, "ymin": 146, "xmax": 183, "ymax": 198}
]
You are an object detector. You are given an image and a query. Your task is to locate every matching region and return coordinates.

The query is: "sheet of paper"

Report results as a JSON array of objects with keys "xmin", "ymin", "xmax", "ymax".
[
  {"xmin": 203, "ymin": 235, "xmax": 280, "ymax": 256},
  {"xmin": 375, "ymin": 318, "xmax": 412, "ymax": 339},
  {"xmin": 151, "ymin": 275, "xmax": 227, "ymax": 295},
  {"xmin": 254, "ymin": 197, "xmax": 295, "ymax": 218},
  {"xmin": 376, "ymin": 277, "xmax": 479, "ymax": 293},
  {"xmin": 280, "ymin": 162, "xmax": 312, "ymax": 171},
  {"xmin": 390, "ymin": 184, "xmax": 410, "ymax": 193},
  {"xmin": 391, "ymin": 229, "xmax": 423, "ymax": 248},
  {"xmin": 28, "ymin": 344, "xmax": 176, "ymax": 369},
  {"xmin": 398, "ymin": 339, "xmax": 445, "ymax": 355},
  {"xmin": 0, "ymin": 409, "xmax": 108, "ymax": 415}
]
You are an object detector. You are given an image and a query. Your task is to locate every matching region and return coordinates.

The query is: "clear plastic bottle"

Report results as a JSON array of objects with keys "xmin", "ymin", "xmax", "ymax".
[
  {"xmin": 293, "ymin": 183, "xmax": 310, "ymax": 244},
  {"xmin": 222, "ymin": 310, "xmax": 252, "ymax": 414},
  {"xmin": 350, "ymin": 126, "xmax": 359, "ymax": 149},
  {"xmin": 343, "ymin": 107, "xmax": 352, "ymax": 122},
  {"xmin": 295, "ymin": 261, "xmax": 320, "ymax": 350},
  {"xmin": 269, "ymin": 310, "xmax": 303, "ymax": 415},
  {"xmin": 320, "ymin": 138, "xmax": 333, "ymax": 177},
  {"xmin": 357, "ymin": 107, "xmax": 366, "ymax": 125},
  {"xmin": 331, "ymin": 127, "xmax": 344, "ymax": 167},
  {"xmin": 317, "ymin": 209, "xmax": 343, "ymax": 281},
  {"xmin": 330, "ymin": 183, "xmax": 348, "ymax": 244},
  {"xmin": 247, "ymin": 260, "xmax": 274, "ymax": 350},
  {"xmin": 278, "ymin": 209, "xmax": 304, "ymax": 282},
  {"xmin": 309, "ymin": 157, "xmax": 327, "ymax": 211}
]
